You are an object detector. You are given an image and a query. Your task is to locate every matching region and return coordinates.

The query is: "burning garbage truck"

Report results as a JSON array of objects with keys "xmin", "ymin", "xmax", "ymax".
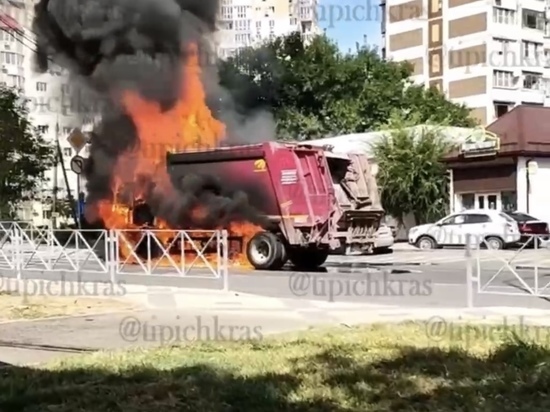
[
  {"xmin": 159, "ymin": 142, "xmax": 384, "ymax": 270},
  {"xmin": 31, "ymin": 0, "xmax": 384, "ymax": 271}
]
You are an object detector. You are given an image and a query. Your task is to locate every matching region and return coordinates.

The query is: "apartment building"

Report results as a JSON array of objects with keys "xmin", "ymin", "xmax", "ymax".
[
  {"xmin": 381, "ymin": 0, "xmax": 550, "ymax": 125},
  {"xmin": 216, "ymin": 0, "xmax": 320, "ymax": 58},
  {"xmin": 0, "ymin": 0, "xmax": 83, "ymax": 224}
]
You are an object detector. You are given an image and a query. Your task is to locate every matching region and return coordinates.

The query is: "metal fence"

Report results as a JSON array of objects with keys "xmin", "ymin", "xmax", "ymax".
[
  {"xmin": 465, "ymin": 233, "xmax": 550, "ymax": 306},
  {"xmin": 0, "ymin": 222, "xmax": 229, "ymax": 289}
]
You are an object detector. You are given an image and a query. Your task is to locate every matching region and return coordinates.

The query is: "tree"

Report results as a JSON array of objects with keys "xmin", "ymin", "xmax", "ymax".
[
  {"xmin": 372, "ymin": 114, "xmax": 454, "ymax": 226},
  {"xmin": 0, "ymin": 86, "xmax": 55, "ymax": 218},
  {"xmin": 218, "ymin": 33, "xmax": 476, "ymax": 139}
]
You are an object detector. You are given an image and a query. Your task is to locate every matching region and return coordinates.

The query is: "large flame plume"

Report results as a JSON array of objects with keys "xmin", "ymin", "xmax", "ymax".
[{"xmin": 31, "ymin": 0, "xmax": 265, "ymax": 267}]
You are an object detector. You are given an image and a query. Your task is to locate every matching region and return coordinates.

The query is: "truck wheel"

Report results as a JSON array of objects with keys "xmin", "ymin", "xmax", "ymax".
[
  {"xmin": 246, "ymin": 232, "xmax": 286, "ymax": 270},
  {"xmin": 289, "ymin": 248, "xmax": 329, "ymax": 270}
]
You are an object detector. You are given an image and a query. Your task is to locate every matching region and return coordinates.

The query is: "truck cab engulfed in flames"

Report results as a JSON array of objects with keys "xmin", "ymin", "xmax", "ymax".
[{"xmin": 127, "ymin": 142, "xmax": 384, "ymax": 271}]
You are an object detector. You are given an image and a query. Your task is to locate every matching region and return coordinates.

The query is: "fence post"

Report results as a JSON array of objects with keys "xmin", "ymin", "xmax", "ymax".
[
  {"xmin": 465, "ymin": 233, "xmax": 474, "ymax": 308},
  {"xmin": 14, "ymin": 224, "xmax": 21, "ymax": 281},
  {"xmin": 108, "ymin": 229, "xmax": 117, "ymax": 284},
  {"xmin": 222, "ymin": 229, "xmax": 229, "ymax": 292}
]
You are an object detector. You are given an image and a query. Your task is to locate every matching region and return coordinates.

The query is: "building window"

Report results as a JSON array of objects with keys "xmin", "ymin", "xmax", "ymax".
[
  {"xmin": 36, "ymin": 82, "xmax": 47, "ymax": 91},
  {"xmin": 522, "ymin": 41, "xmax": 541, "ymax": 58},
  {"xmin": 501, "ymin": 191, "xmax": 517, "ymax": 212},
  {"xmin": 493, "ymin": 70, "xmax": 515, "ymax": 88},
  {"xmin": 431, "ymin": 53, "xmax": 440, "ymax": 74},
  {"xmin": 235, "ymin": 19, "xmax": 250, "ymax": 31},
  {"xmin": 429, "ymin": 0, "xmax": 441, "ymax": 14},
  {"xmin": 37, "ymin": 125, "xmax": 49, "ymax": 133},
  {"xmin": 522, "ymin": 9, "xmax": 545, "ymax": 31},
  {"xmin": 430, "ymin": 22, "xmax": 440, "ymax": 43},
  {"xmin": 1, "ymin": 52, "xmax": 16, "ymax": 64},
  {"xmin": 235, "ymin": 33, "xmax": 250, "ymax": 44},
  {"xmin": 494, "ymin": 38, "xmax": 514, "ymax": 55},
  {"xmin": 7, "ymin": 75, "xmax": 22, "ymax": 88},
  {"xmin": 494, "ymin": 101, "xmax": 513, "ymax": 117},
  {"xmin": 63, "ymin": 147, "xmax": 72, "ymax": 157},
  {"xmin": 220, "ymin": 6, "xmax": 232, "ymax": 19},
  {"xmin": 461, "ymin": 193, "xmax": 475, "ymax": 210},
  {"xmin": 493, "ymin": 7, "xmax": 516, "ymax": 24},
  {"xmin": 236, "ymin": 6, "xmax": 247, "ymax": 18},
  {"xmin": 523, "ymin": 71, "xmax": 542, "ymax": 90}
]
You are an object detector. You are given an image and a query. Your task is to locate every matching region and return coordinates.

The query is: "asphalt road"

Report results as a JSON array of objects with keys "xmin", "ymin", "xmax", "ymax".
[{"xmin": 3, "ymin": 254, "xmax": 550, "ymax": 310}]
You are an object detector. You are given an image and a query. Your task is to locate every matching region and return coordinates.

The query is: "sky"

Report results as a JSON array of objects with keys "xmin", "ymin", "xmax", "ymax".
[{"xmin": 318, "ymin": 0, "xmax": 382, "ymax": 53}]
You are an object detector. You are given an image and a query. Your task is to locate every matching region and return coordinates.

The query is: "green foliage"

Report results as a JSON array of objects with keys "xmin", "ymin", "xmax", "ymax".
[
  {"xmin": 0, "ymin": 87, "xmax": 55, "ymax": 218},
  {"xmin": 218, "ymin": 32, "xmax": 476, "ymax": 139},
  {"xmin": 372, "ymin": 125, "xmax": 453, "ymax": 225}
]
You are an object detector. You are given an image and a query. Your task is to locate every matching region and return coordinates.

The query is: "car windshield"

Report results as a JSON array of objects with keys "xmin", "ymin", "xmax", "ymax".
[{"xmin": 505, "ymin": 212, "xmax": 537, "ymax": 222}]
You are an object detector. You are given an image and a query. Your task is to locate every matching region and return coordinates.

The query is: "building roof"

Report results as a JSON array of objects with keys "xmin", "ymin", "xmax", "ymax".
[
  {"xmin": 486, "ymin": 105, "xmax": 550, "ymax": 155},
  {"xmin": 304, "ymin": 126, "xmax": 477, "ymax": 158}
]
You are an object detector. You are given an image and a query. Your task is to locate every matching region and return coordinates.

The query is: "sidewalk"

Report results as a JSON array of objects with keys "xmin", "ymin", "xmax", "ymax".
[{"xmin": 3, "ymin": 287, "xmax": 550, "ymax": 367}]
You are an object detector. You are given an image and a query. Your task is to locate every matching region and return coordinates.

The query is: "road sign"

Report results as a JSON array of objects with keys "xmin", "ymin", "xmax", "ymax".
[
  {"xmin": 66, "ymin": 128, "xmax": 87, "ymax": 153},
  {"xmin": 70, "ymin": 155, "xmax": 85, "ymax": 174}
]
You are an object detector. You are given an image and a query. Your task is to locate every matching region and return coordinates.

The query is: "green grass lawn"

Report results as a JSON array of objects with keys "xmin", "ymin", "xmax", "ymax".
[
  {"xmin": 2, "ymin": 322, "xmax": 550, "ymax": 411},
  {"xmin": 0, "ymin": 291, "xmax": 137, "ymax": 321}
]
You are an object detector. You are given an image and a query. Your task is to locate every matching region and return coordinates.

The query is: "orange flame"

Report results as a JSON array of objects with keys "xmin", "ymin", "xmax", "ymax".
[{"xmin": 94, "ymin": 43, "xmax": 260, "ymax": 267}]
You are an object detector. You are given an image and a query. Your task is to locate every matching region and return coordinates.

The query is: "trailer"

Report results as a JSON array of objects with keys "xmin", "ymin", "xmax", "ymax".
[{"xmin": 166, "ymin": 141, "xmax": 384, "ymax": 271}]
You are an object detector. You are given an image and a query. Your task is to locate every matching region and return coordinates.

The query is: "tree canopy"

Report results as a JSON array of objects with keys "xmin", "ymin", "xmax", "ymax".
[
  {"xmin": 372, "ymin": 114, "xmax": 454, "ymax": 225},
  {"xmin": 0, "ymin": 86, "xmax": 54, "ymax": 218},
  {"xmin": 218, "ymin": 32, "xmax": 477, "ymax": 140}
]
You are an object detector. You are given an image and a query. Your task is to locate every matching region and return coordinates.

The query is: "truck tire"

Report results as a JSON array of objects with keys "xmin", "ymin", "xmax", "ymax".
[
  {"xmin": 288, "ymin": 247, "xmax": 329, "ymax": 271},
  {"xmin": 246, "ymin": 232, "xmax": 286, "ymax": 270}
]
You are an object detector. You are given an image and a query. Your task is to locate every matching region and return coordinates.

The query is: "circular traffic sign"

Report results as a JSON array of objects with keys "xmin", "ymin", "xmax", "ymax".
[{"xmin": 70, "ymin": 155, "xmax": 85, "ymax": 174}]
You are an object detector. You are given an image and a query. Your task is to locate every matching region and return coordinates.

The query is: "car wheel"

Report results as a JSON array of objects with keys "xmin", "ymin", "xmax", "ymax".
[
  {"xmin": 485, "ymin": 236, "xmax": 504, "ymax": 250},
  {"xmin": 415, "ymin": 236, "xmax": 436, "ymax": 250}
]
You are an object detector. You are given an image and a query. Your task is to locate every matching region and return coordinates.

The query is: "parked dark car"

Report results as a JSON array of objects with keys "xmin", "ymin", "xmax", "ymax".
[{"xmin": 503, "ymin": 211, "xmax": 549, "ymax": 247}]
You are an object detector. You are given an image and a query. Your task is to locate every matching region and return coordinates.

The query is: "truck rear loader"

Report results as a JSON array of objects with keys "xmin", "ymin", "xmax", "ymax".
[{"xmin": 166, "ymin": 141, "xmax": 384, "ymax": 271}]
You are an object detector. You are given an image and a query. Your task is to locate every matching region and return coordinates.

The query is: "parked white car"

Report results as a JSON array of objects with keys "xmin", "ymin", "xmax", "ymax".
[
  {"xmin": 374, "ymin": 224, "xmax": 394, "ymax": 253},
  {"xmin": 408, "ymin": 209, "xmax": 521, "ymax": 250}
]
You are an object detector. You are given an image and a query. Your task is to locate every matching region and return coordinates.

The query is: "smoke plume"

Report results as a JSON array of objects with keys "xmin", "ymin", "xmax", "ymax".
[{"xmin": 32, "ymin": 0, "xmax": 269, "ymax": 228}]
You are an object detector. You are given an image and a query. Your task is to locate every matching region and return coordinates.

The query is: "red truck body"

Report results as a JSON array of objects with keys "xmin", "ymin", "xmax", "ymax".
[{"xmin": 166, "ymin": 141, "xmax": 383, "ymax": 270}]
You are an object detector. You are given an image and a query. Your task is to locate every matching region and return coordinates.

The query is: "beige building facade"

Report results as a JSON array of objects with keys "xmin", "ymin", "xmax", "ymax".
[{"xmin": 382, "ymin": 0, "xmax": 550, "ymax": 125}]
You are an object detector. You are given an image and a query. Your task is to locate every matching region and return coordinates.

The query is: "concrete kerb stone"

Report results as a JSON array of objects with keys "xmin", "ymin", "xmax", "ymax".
[{"xmin": 321, "ymin": 306, "xmax": 550, "ymax": 327}]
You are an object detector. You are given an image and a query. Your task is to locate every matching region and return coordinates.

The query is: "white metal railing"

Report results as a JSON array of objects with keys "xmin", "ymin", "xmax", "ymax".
[
  {"xmin": 0, "ymin": 222, "xmax": 229, "ymax": 289},
  {"xmin": 465, "ymin": 233, "xmax": 550, "ymax": 306}
]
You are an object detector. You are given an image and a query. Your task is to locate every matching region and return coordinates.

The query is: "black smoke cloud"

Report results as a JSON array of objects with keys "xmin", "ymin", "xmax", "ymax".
[{"xmin": 32, "ymin": 0, "xmax": 269, "ymax": 229}]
